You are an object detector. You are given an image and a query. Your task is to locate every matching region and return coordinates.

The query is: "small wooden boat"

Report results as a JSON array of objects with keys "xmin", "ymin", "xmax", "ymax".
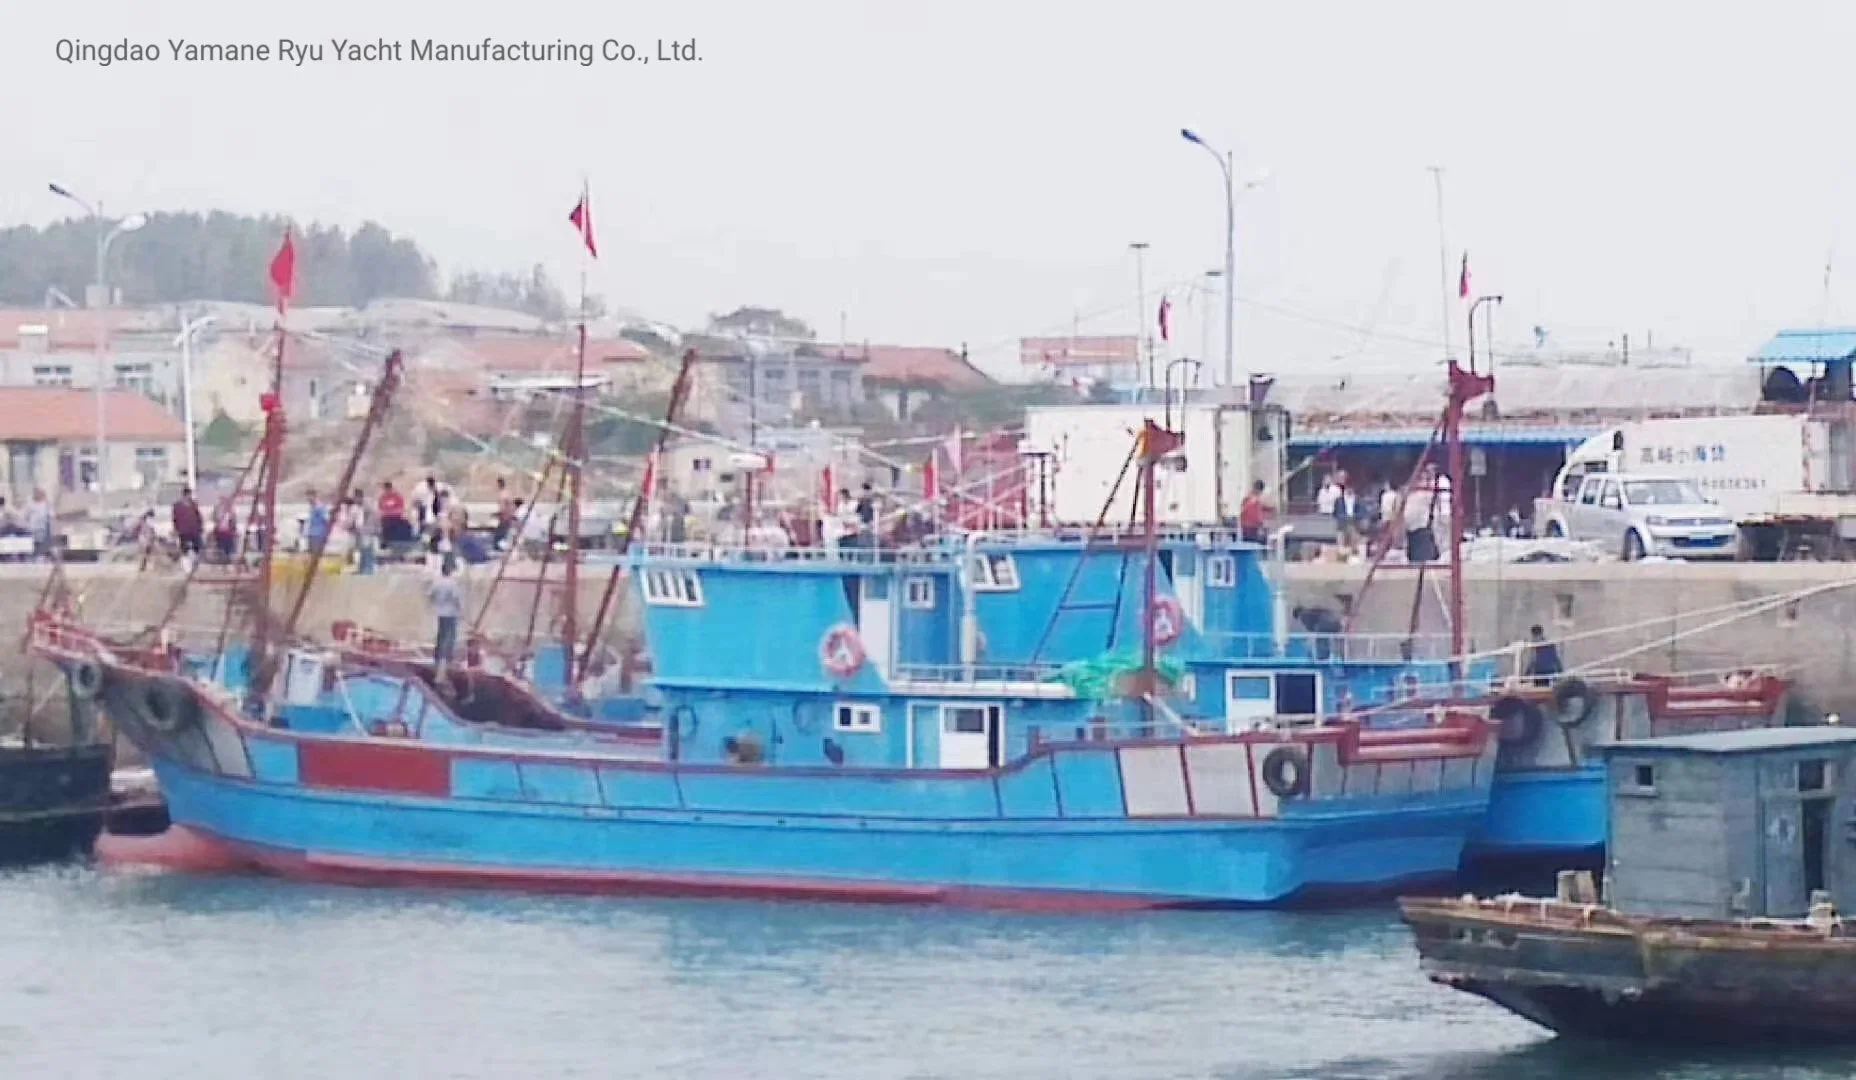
[
  {"xmin": 0, "ymin": 738, "xmax": 114, "ymax": 864},
  {"xmin": 1404, "ymin": 726, "xmax": 1856, "ymax": 1044}
]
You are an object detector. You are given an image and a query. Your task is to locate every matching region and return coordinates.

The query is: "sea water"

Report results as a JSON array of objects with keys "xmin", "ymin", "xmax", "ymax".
[{"xmin": 0, "ymin": 864, "xmax": 1848, "ymax": 1079}]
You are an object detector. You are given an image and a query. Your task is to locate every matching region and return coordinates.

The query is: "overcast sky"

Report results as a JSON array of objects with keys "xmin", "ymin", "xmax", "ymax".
[{"xmin": 7, "ymin": 0, "xmax": 1854, "ymax": 377}]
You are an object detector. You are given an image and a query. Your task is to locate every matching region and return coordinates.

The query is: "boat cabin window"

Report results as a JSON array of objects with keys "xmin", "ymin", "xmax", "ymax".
[
  {"xmin": 1206, "ymin": 554, "xmax": 1237, "ymax": 588},
  {"xmin": 904, "ymin": 576, "xmax": 936, "ymax": 609},
  {"xmin": 1800, "ymin": 759, "xmax": 1831, "ymax": 792},
  {"xmin": 968, "ymin": 553, "xmax": 1020, "ymax": 592},
  {"xmin": 1627, "ymin": 763, "xmax": 1656, "ymax": 792},
  {"xmin": 642, "ymin": 568, "xmax": 704, "ymax": 607},
  {"xmin": 834, "ymin": 703, "xmax": 882, "ymax": 733},
  {"xmin": 1275, "ymin": 672, "xmax": 1318, "ymax": 717}
]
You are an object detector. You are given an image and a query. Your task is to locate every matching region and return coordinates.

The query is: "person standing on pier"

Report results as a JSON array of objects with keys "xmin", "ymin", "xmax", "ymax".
[
  {"xmin": 171, "ymin": 486, "xmax": 204, "ymax": 567},
  {"xmin": 427, "ymin": 556, "xmax": 464, "ymax": 678},
  {"xmin": 377, "ymin": 481, "xmax": 410, "ymax": 549},
  {"xmin": 1239, "ymin": 480, "xmax": 1271, "ymax": 545},
  {"xmin": 25, "ymin": 489, "xmax": 51, "ymax": 561},
  {"xmin": 1524, "ymin": 625, "xmax": 1564, "ymax": 686},
  {"xmin": 304, "ymin": 489, "xmax": 331, "ymax": 553}
]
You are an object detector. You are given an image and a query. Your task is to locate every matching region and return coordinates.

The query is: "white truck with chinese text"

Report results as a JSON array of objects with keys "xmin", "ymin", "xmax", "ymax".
[{"xmin": 1533, "ymin": 413, "xmax": 1856, "ymax": 559}]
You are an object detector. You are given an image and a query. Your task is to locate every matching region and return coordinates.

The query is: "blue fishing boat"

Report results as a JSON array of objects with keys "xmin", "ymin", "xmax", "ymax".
[
  {"xmin": 38, "ymin": 418, "xmax": 1502, "ymax": 909},
  {"xmin": 1466, "ymin": 669, "xmax": 1788, "ymax": 863}
]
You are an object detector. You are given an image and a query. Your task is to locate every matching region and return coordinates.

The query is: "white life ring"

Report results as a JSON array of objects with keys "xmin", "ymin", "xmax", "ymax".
[{"xmin": 820, "ymin": 624, "xmax": 867, "ymax": 679}]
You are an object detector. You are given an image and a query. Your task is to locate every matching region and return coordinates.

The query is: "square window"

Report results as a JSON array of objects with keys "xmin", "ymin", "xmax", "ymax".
[
  {"xmin": 1206, "ymin": 554, "xmax": 1236, "ymax": 588},
  {"xmin": 969, "ymin": 554, "xmax": 1020, "ymax": 592},
  {"xmin": 643, "ymin": 567, "xmax": 704, "ymax": 607},
  {"xmin": 1633, "ymin": 764, "xmax": 1655, "ymax": 789},
  {"xmin": 834, "ymin": 703, "xmax": 881, "ymax": 733},
  {"xmin": 1801, "ymin": 760, "xmax": 1830, "ymax": 792},
  {"xmin": 904, "ymin": 576, "xmax": 935, "ymax": 609}
]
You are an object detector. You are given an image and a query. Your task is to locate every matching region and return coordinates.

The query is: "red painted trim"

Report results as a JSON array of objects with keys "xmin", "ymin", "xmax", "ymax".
[
  {"xmin": 184, "ymin": 830, "xmax": 1191, "ymax": 912},
  {"xmin": 299, "ymin": 740, "xmax": 451, "ymax": 797}
]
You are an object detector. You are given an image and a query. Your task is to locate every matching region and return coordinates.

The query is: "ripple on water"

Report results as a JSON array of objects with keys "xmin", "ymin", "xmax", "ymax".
[{"xmin": 0, "ymin": 865, "xmax": 1852, "ymax": 1079}]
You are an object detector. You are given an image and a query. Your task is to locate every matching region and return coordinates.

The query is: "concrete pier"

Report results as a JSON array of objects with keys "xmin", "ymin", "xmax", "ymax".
[{"xmin": 1284, "ymin": 560, "xmax": 1856, "ymax": 716}]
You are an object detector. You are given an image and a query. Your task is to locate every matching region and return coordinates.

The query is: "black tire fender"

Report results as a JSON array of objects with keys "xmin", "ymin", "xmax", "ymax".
[
  {"xmin": 1552, "ymin": 676, "xmax": 1598, "ymax": 728},
  {"xmin": 139, "ymin": 677, "xmax": 198, "ymax": 735},
  {"xmin": 1261, "ymin": 746, "xmax": 1310, "ymax": 799},
  {"xmin": 69, "ymin": 660, "xmax": 104, "ymax": 701},
  {"xmin": 1490, "ymin": 695, "xmax": 1544, "ymax": 747}
]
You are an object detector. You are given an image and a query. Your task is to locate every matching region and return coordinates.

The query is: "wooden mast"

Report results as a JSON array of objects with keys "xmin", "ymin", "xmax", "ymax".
[
  {"xmin": 560, "ymin": 285, "xmax": 588, "ymax": 690},
  {"xmin": 579, "ymin": 347, "xmax": 698, "ymax": 678}
]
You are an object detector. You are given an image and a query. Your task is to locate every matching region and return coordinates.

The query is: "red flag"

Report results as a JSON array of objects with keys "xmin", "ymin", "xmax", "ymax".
[
  {"xmin": 943, "ymin": 428, "xmax": 964, "ymax": 477},
  {"xmin": 568, "ymin": 186, "xmax": 598, "ymax": 258},
  {"xmin": 1157, "ymin": 296, "xmax": 1172, "ymax": 342},
  {"xmin": 1458, "ymin": 252, "xmax": 1470, "ymax": 299},
  {"xmin": 640, "ymin": 447, "xmax": 659, "ymax": 501},
  {"xmin": 268, "ymin": 231, "xmax": 296, "ymax": 312}
]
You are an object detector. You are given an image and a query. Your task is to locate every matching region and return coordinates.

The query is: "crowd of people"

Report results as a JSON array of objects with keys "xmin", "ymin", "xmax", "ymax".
[
  {"xmin": 152, "ymin": 471, "xmax": 527, "ymax": 574},
  {"xmin": 1315, "ymin": 466, "xmax": 1456, "ymax": 563}
]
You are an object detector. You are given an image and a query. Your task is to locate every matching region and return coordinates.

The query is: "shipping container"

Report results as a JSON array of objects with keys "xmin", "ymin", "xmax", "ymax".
[{"xmin": 1022, "ymin": 402, "xmax": 1287, "ymax": 527}]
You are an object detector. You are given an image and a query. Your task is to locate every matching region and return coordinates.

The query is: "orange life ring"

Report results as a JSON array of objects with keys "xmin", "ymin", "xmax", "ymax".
[
  {"xmin": 820, "ymin": 624, "xmax": 867, "ymax": 678},
  {"xmin": 1148, "ymin": 595, "xmax": 1186, "ymax": 649}
]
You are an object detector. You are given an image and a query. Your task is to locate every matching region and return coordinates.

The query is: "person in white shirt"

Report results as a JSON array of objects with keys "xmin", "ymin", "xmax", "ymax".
[
  {"xmin": 1403, "ymin": 466, "xmax": 1442, "ymax": 562},
  {"xmin": 1316, "ymin": 473, "xmax": 1342, "ymax": 516}
]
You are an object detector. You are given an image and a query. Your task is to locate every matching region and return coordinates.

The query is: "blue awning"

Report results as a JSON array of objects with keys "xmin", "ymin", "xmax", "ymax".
[
  {"xmin": 1749, "ymin": 328, "xmax": 1856, "ymax": 365},
  {"xmin": 1290, "ymin": 425, "xmax": 1599, "ymax": 449}
]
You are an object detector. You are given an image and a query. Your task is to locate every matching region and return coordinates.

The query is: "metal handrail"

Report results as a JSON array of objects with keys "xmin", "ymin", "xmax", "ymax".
[
  {"xmin": 891, "ymin": 661, "xmax": 1069, "ymax": 684},
  {"xmin": 1202, "ymin": 630, "xmax": 1465, "ymax": 663}
]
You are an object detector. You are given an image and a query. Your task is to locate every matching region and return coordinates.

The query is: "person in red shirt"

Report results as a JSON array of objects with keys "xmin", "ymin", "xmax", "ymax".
[
  {"xmin": 377, "ymin": 481, "xmax": 411, "ymax": 546},
  {"xmin": 1239, "ymin": 480, "xmax": 1271, "ymax": 544}
]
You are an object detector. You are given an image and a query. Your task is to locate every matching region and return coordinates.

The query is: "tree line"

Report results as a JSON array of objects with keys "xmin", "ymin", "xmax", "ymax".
[{"xmin": 0, "ymin": 211, "xmax": 583, "ymax": 317}]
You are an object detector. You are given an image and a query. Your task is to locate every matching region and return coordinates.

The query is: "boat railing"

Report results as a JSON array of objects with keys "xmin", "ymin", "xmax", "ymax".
[
  {"xmin": 1202, "ymin": 630, "xmax": 1462, "ymax": 664},
  {"xmin": 890, "ymin": 661, "xmax": 1069, "ymax": 685},
  {"xmin": 631, "ymin": 541, "xmax": 959, "ymax": 569}
]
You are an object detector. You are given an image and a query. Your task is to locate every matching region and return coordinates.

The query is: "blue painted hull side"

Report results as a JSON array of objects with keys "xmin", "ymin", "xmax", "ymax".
[
  {"xmin": 150, "ymin": 761, "xmax": 1486, "ymax": 907},
  {"xmin": 1469, "ymin": 767, "xmax": 1606, "ymax": 856}
]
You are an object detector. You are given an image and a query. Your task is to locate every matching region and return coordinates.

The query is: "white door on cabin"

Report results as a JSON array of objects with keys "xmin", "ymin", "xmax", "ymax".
[
  {"xmin": 940, "ymin": 704, "xmax": 1000, "ymax": 770},
  {"xmin": 1226, "ymin": 673, "xmax": 1276, "ymax": 732},
  {"xmin": 860, "ymin": 577, "xmax": 894, "ymax": 678}
]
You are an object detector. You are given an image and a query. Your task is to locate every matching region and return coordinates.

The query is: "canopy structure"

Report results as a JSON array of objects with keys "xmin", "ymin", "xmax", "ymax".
[
  {"xmin": 1269, "ymin": 364, "xmax": 1759, "ymax": 449},
  {"xmin": 1748, "ymin": 328, "xmax": 1856, "ymax": 367}
]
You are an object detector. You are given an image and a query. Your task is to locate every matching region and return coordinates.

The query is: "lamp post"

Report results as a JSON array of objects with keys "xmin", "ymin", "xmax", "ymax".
[
  {"xmin": 1467, "ymin": 294, "xmax": 1504, "ymax": 373},
  {"xmin": 174, "ymin": 314, "xmax": 219, "ymax": 492},
  {"xmin": 1178, "ymin": 132, "xmax": 1265, "ymax": 389},
  {"xmin": 48, "ymin": 183, "xmax": 145, "ymax": 511},
  {"xmin": 1163, "ymin": 358, "xmax": 1202, "ymax": 432},
  {"xmin": 1130, "ymin": 241, "xmax": 1151, "ymax": 392}
]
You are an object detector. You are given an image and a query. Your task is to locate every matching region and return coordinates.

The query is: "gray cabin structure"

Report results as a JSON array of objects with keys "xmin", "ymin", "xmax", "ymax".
[{"xmin": 1603, "ymin": 727, "xmax": 1856, "ymax": 921}]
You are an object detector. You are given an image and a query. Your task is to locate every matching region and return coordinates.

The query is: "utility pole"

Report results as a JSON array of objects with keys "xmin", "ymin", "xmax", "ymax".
[
  {"xmin": 1131, "ymin": 241, "xmax": 1151, "ymax": 391},
  {"xmin": 1428, "ymin": 166, "xmax": 1453, "ymax": 363}
]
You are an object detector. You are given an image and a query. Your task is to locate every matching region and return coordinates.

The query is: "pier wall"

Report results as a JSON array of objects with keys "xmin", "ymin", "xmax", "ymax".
[{"xmin": 1283, "ymin": 561, "xmax": 1856, "ymax": 717}]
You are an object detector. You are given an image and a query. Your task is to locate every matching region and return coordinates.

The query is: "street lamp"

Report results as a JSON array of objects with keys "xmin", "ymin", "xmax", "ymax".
[
  {"xmin": 1467, "ymin": 295, "xmax": 1504, "ymax": 373},
  {"xmin": 1178, "ymin": 131, "xmax": 1265, "ymax": 389},
  {"xmin": 174, "ymin": 314, "xmax": 219, "ymax": 492},
  {"xmin": 49, "ymin": 183, "xmax": 146, "ymax": 510},
  {"xmin": 1163, "ymin": 358, "xmax": 1202, "ymax": 432},
  {"xmin": 1129, "ymin": 241, "xmax": 1151, "ymax": 391}
]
